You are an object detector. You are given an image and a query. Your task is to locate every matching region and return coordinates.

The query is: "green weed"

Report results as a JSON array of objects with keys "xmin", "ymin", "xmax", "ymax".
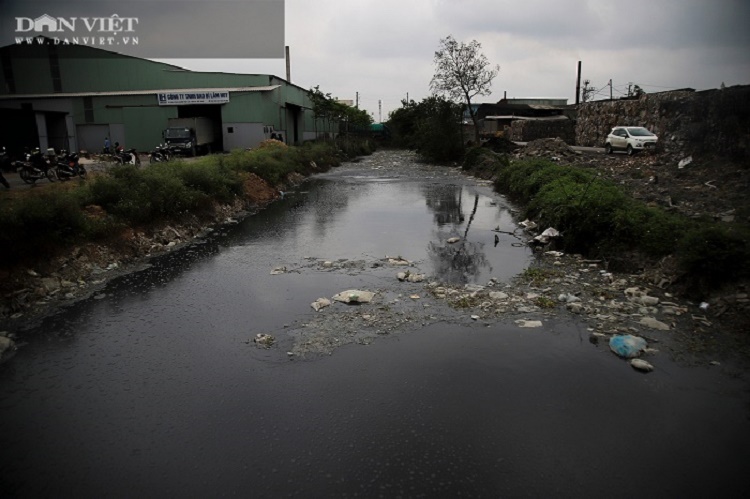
[
  {"xmin": 493, "ymin": 157, "xmax": 749, "ymax": 291},
  {"xmin": 534, "ymin": 296, "xmax": 557, "ymax": 308}
]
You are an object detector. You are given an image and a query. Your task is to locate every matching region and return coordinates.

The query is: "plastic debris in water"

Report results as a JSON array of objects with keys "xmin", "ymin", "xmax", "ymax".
[
  {"xmin": 609, "ymin": 334, "xmax": 647, "ymax": 358},
  {"xmin": 630, "ymin": 358, "xmax": 654, "ymax": 372}
]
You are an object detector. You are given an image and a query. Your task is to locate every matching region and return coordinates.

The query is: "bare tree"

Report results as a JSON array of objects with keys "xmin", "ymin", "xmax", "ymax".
[{"xmin": 430, "ymin": 35, "xmax": 499, "ymax": 144}]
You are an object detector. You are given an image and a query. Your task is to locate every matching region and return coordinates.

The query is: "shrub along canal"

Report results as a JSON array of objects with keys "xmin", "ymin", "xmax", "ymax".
[{"xmin": 1, "ymin": 150, "xmax": 748, "ymax": 497}]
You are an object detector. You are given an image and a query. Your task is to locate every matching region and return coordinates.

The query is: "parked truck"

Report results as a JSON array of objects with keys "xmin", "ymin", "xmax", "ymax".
[{"xmin": 163, "ymin": 117, "xmax": 216, "ymax": 156}]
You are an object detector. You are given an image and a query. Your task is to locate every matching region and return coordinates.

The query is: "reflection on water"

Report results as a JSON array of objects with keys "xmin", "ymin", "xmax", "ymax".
[
  {"xmin": 426, "ymin": 193, "xmax": 490, "ymax": 284},
  {"xmin": 423, "ymin": 183, "xmax": 466, "ymax": 226},
  {"xmin": 426, "ymin": 239, "xmax": 489, "ymax": 285}
]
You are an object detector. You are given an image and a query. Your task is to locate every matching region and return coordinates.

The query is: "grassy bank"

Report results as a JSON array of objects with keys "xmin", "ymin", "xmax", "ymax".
[
  {"xmin": 464, "ymin": 148, "xmax": 749, "ymax": 295},
  {"xmin": 0, "ymin": 139, "xmax": 374, "ymax": 265}
]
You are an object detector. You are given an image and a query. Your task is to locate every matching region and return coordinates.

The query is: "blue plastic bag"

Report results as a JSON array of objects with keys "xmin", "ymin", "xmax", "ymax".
[{"xmin": 609, "ymin": 334, "xmax": 647, "ymax": 359}]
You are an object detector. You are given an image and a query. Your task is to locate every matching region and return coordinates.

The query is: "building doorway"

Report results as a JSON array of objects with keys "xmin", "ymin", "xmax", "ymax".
[{"xmin": 177, "ymin": 104, "xmax": 224, "ymax": 152}]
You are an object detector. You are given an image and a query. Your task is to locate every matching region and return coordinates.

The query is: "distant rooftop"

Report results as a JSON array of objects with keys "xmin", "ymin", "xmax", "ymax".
[{"xmin": 499, "ymin": 97, "xmax": 568, "ymax": 106}]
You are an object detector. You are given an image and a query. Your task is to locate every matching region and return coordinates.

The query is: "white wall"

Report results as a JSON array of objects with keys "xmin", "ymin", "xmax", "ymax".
[{"xmin": 223, "ymin": 122, "xmax": 267, "ymax": 151}]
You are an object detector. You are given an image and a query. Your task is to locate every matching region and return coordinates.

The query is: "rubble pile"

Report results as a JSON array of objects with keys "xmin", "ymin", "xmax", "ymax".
[
  {"xmin": 481, "ymin": 136, "xmax": 520, "ymax": 154},
  {"xmin": 514, "ymin": 137, "xmax": 578, "ymax": 160},
  {"xmin": 257, "ymin": 138, "xmax": 288, "ymax": 149},
  {"xmin": 574, "ymin": 151, "xmax": 750, "ymax": 223}
]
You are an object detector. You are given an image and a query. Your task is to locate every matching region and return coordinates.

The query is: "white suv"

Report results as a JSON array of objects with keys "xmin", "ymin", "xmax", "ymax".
[{"xmin": 605, "ymin": 126, "xmax": 658, "ymax": 155}]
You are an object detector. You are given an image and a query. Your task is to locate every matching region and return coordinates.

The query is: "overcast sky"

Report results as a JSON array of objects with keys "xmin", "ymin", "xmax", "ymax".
[{"xmin": 166, "ymin": 0, "xmax": 750, "ymax": 121}]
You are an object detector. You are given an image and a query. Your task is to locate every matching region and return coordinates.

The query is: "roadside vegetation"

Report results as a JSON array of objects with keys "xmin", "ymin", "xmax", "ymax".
[
  {"xmin": 465, "ymin": 150, "xmax": 749, "ymax": 294},
  {"xmin": 0, "ymin": 139, "xmax": 374, "ymax": 265}
]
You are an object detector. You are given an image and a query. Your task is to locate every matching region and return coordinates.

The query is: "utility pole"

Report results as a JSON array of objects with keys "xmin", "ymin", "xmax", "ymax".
[
  {"xmin": 609, "ymin": 79, "xmax": 613, "ymax": 100},
  {"xmin": 406, "ymin": 92, "xmax": 409, "ymax": 103},
  {"xmin": 378, "ymin": 99, "xmax": 382, "ymax": 123},
  {"xmin": 355, "ymin": 92, "xmax": 359, "ymax": 109},
  {"xmin": 575, "ymin": 61, "xmax": 582, "ymax": 105}
]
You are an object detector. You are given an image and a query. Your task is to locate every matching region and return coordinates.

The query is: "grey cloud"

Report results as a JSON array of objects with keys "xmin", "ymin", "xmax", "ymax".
[
  {"xmin": 431, "ymin": 0, "xmax": 750, "ymax": 51},
  {"xmin": 314, "ymin": 1, "xmax": 443, "ymax": 60},
  {"xmin": 431, "ymin": 0, "xmax": 604, "ymax": 40}
]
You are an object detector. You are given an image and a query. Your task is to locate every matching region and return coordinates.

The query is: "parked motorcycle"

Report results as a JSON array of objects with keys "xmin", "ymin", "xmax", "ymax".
[
  {"xmin": 16, "ymin": 148, "xmax": 57, "ymax": 184},
  {"xmin": 114, "ymin": 147, "xmax": 141, "ymax": 166},
  {"xmin": 54, "ymin": 150, "xmax": 87, "ymax": 180},
  {"xmin": 0, "ymin": 146, "xmax": 13, "ymax": 171},
  {"xmin": 0, "ymin": 147, "xmax": 11, "ymax": 188},
  {"xmin": 149, "ymin": 143, "xmax": 173, "ymax": 163}
]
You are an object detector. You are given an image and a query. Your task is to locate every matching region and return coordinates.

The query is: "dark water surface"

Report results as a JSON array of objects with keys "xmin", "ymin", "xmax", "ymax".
[{"xmin": 1, "ymin": 152, "xmax": 749, "ymax": 497}]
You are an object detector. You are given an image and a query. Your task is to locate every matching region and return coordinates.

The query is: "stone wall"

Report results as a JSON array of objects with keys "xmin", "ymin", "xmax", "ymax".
[
  {"xmin": 508, "ymin": 119, "xmax": 575, "ymax": 143},
  {"xmin": 575, "ymin": 85, "xmax": 750, "ymax": 159}
]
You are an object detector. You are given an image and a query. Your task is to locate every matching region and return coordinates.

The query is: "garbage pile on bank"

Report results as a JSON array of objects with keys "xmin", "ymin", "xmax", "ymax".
[
  {"xmin": 515, "ymin": 138, "xmax": 578, "ymax": 161},
  {"xmin": 424, "ymin": 248, "xmax": 728, "ymax": 369}
]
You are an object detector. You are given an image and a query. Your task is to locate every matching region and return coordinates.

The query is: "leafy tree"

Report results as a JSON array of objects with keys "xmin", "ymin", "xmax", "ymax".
[
  {"xmin": 413, "ymin": 96, "xmax": 464, "ymax": 162},
  {"xmin": 386, "ymin": 99, "xmax": 420, "ymax": 148},
  {"xmin": 310, "ymin": 85, "xmax": 372, "ymax": 139},
  {"xmin": 627, "ymin": 84, "xmax": 645, "ymax": 98},
  {"xmin": 386, "ymin": 96, "xmax": 463, "ymax": 162},
  {"xmin": 430, "ymin": 35, "xmax": 499, "ymax": 144},
  {"xmin": 310, "ymin": 85, "xmax": 335, "ymax": 139}
]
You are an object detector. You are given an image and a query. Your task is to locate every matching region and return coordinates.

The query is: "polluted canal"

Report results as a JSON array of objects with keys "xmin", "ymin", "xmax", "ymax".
[{"xmin": 1, "ymin": 150, "xmax": 748, "ymax": 497}]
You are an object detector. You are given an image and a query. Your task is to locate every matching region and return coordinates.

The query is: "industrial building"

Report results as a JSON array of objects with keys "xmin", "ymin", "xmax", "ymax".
[
  {"xmin": 462, "ymin": 97, "xmax": 571, "ymax": 142},
  {"xmin": 0, "ymin": 41, "xmax": 333, "ymax": 155}
]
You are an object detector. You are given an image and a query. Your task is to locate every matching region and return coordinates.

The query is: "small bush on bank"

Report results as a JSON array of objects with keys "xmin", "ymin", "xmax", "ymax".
[
  {"xmin": 611, "ymin": 204, "xmax": 687, "ymax": 257},
  {"xmin": 0, "ymin": 189, "xmax": 88, "ymax": 262},
  {"xmin": 297, "ymin": 142, "xmax": 338, "ymax": 168},
  {"xmin": 527, "ymin": 176, "xmax": 628, "ymax": 253},
  {"xmin": 335, "ymin": 137, "xmax": 375, "ymax": 158},
  {"xmin": 461, "ymin": 147, "xmax": 509, "ymax": 178},
  {"xmin": 82, "ymin": 164, "xmax": 205, "ymax": 224},
  {"xmin": 229, "ymin": 147, "xmax": 296, "ymax": 185},
  {"xmin": 677, "ymin": 226, "xmax": 750, "ymax": 293},
  {"xmin": 496, "ymin": 159, "xmax": 594, "ymax": 201},
  {"xmin": 168, "ymin": 159, "xmax": 242, "ymax": 202},
  {"xmin": 462, "ymin": 147, "xmax": 487, "ymax": 170}
]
